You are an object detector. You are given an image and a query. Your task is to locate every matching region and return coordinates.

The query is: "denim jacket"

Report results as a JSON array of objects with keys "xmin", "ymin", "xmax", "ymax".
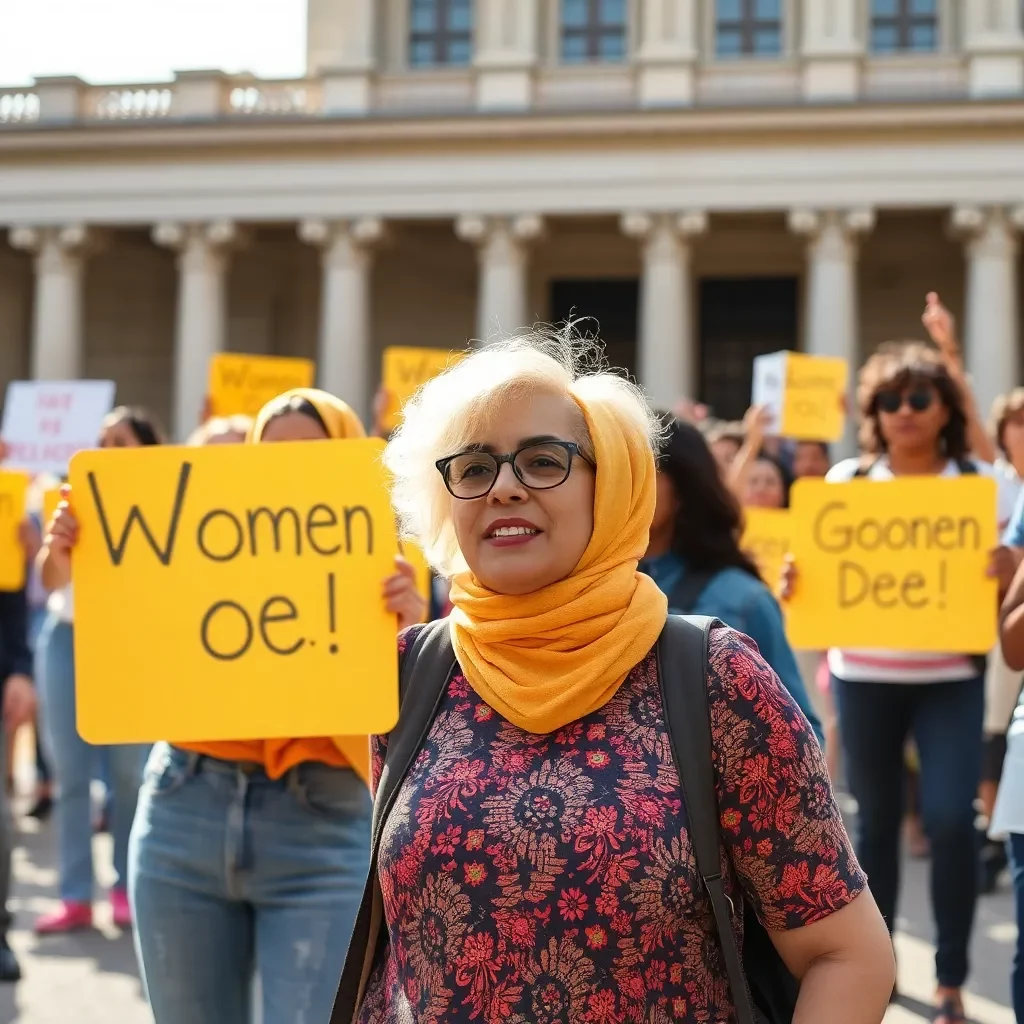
[{"xmin": 640, "ymin": 552, "xmax": 824, "ymax": 747}]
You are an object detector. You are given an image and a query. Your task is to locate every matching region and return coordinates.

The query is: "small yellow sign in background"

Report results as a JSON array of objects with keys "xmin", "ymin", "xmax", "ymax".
[
  {"xmin": 381, "ymin": 347, "xmax": 463, "ymax": 432},
  {"xmin": 69, "ymin": 440, "xmax": 399, "ymax": 744},
  {"xmin": 208, "ymin": 354, "xmax": 315, "ymax": 418},
  {"xmin": 752, "ymin": 351, "xmax": 848, "ymax": 442},
  {"xmin": 741, "ymin": 508, "xmax": 791, "ymax": 598},
  {"xmin": 786, "ymin": 476, "xmax": 997, "ymax": 652},
  {"xmin": 0, "ymin": 471, "xmax": 28, "ymax": 591},
  {"xmin": 400, "ymin": 539, "xmax": 433, "ymax": 606}
]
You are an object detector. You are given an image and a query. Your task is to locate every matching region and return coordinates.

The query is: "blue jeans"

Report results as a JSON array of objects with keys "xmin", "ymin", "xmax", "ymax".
[
  {"xmin": 129, "ymin": 743, "xmax": 372, "ymax": 1024},
  {"xmin": 36, "ymin": 617, "xmax": 148, "ymax": 901},
  {"xmin": 832, "ymin": 674, "xmax": 984, "ymax": 988}
]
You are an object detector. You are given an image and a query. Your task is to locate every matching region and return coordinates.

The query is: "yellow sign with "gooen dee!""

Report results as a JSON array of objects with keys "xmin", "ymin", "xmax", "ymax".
[
  {"xmin": 785, "ymin": 475, "xmax": 997, "ymax": 652},
  {"xmin": 68, "ymin": 440, "xmax": 399, "ymax": 744}
]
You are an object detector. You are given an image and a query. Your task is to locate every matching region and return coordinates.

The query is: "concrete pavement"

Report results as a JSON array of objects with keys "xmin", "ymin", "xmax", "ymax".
[{"xmin": 0, "ymin": 811, "xmax": 1016, "ymax": 1023}]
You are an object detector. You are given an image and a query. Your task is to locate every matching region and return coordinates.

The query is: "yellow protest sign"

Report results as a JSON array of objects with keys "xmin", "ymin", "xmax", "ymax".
[
  {"xmin": 400, "ymin": 539, "xmax": 433, "ymax": 606},
  {"xmin": 786, "ymin": 476, "xmax": 997, "ymax": 652},
  {"xmin": 752, "ymin": 351, "xmax": 848, "ymax": 442},
  {"xmin": 208, "ymin": 354, "xmax": 315, "ymax": 418},
  {"xmin": 0, "ymin": 471, "xmax": 28, "ymax": 591},
  {"xmin": 68, "ymin": 439, "xmax": 399, "ymax": 744},
  {"xmin": 741, "ymin": 508, "xmax": 791, "ymax": 596},
  {"xmin": 381, "ymin": 347, "xmax": 463, "ymax": 432}
]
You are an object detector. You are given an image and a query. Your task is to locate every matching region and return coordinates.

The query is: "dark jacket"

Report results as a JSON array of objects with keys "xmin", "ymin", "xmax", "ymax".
[{"xmin": 0, "ymin": 589, "xmax": 32, "ymax": 700}]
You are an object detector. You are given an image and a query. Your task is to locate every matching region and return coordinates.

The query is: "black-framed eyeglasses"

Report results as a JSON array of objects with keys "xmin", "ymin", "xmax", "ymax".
[
  {"xmin": 436, "ymin": 440, "xmax": 594, "ymax": 500},
  {"xmin": 875, "ymin": 388, "xmax": 936, "ymax": 415}
]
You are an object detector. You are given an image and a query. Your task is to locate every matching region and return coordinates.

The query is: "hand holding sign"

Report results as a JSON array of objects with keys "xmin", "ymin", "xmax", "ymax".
[
  {"xmin": 785, "ymin": 475, "xmax": 997, "ymax": 652},
  {"xmin": 68, "ymin": 439, "xmax": 401, "ymax": 744}
]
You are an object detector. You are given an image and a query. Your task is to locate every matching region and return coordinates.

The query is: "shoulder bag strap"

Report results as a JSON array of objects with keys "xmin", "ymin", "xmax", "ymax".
[
  {"xmin": 331, "ymin": 619, "xmax": 457, "ymax": 1023},
  {"xmin": 656, "ymin": 614, "xmax": 759, "ymax": 1024}
]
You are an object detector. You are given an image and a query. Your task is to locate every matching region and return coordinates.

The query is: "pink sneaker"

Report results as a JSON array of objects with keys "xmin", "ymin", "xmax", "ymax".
[
  {"xmin": 34, "ymin": 901, "xmax": 93, "ymax": 935},
  {"xmin": 110, "ymin": 889, "xmax": 132, "ymax": 929}
]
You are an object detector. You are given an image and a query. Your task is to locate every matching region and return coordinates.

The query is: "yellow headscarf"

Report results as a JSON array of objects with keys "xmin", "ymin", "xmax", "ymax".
[
  {"xmin": 448, "ymin": 390, "xmax": 668, "ymax": 735},
  {"xmin": 250, "ymin": 387, "xmax": 366, "ymax": 443},
  {"xmin": 253, "ymin": 387, "xmax": 370, "ymax": 784}
]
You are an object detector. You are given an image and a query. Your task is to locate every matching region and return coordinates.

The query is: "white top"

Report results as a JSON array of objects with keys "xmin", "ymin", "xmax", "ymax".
[
  {"xmin": 826, "ymin": 455, "xmax": 1014, "ymax": 684},
  {"xmin": 47, "ymin": 584, "xmax": 73, "ymax": 624},
  {"xmin": 994, "ymin": 458, "xmax": 1024, "ymax": 533}
]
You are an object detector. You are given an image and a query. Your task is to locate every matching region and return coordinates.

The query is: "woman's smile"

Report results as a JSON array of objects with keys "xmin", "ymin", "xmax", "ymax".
[{"xmin": 484, "ymin": 517, "xmax": 542, "ymax": 547}]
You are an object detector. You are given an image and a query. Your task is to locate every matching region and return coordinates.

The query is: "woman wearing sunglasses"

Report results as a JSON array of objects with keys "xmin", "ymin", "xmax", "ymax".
[{"xmin": 783, "ymin": 338, "xmax": 1017, "ymax": 1024}]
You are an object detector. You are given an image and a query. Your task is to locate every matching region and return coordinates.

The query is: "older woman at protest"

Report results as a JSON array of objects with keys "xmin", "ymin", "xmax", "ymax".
[
  {"xmin": 331, "ymin": 330, "xmax": 894, "ymax": 1024},
  {"xmin": 782, "ymin": 327, "xmax": 1018, "ymax": 1023},
  {"xmin": 35, "ymin": 406, "xmax": 162, "ymax": 935},
  {"xmin": 43, "ymin": 388, "xmax": 425, "ymax": 1024}
]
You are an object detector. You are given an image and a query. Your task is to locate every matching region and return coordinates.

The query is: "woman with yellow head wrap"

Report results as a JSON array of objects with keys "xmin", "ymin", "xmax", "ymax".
[
  {"xmin": 332, "ymin": 331, "xmax": 894, "ymax": 1024},
  {"xmin": 127, "ymin": 387, "xmax": 424, "ymax": 1024}
]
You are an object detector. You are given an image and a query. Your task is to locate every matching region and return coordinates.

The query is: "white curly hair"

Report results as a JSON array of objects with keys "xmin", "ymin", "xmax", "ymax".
[{"xmin": 383, "ymin": 324, "xmax": 662, "ymax": 578}]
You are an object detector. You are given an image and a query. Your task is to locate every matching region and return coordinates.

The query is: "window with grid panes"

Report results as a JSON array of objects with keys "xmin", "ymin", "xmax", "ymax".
[
  {"xmin": 561, "ymin": 0, "xmax": 628, "ymax": 64},
  {"xmin": 715, "ymin": 0, "xmax": 783, "ymax": 58},
  {"xmin": 870, "ymin": 0, "xmax": 938, "ymax": 54},
  {"xmin": 409, "ymin": 0, "xmax": 473, "ymax": 67}
]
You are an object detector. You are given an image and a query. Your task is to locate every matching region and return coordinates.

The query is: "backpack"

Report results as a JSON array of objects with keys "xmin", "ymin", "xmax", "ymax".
[
  {"xmin": 853, "ymin": 457, "xmax": 987, "ymax": 676},
  {"xmin": 330, "ymin": 617, "xmax": 799, "ymax": 1024}
]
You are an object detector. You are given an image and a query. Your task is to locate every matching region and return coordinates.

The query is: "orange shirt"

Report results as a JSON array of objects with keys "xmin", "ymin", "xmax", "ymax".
[{"xmin": 177, "ymin": 737, "xmax": 369, "ymax": 785}]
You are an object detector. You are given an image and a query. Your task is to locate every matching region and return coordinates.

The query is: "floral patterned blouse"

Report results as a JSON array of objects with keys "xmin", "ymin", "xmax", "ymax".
[{"xmin": 356, "ymin": 624, "xmax": 865, "ymax": 1024}]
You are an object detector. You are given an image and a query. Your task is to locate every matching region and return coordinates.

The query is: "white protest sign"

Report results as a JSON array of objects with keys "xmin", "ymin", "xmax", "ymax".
[
  {"xmin": 1, "ymin": 381, "xmax": 116, "ymax": 476},
  {"xmin": 751, "ymin": 353, "xmax": 786, "ymax": 433}
]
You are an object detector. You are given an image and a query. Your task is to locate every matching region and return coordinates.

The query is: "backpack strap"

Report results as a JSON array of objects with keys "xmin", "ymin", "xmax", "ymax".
[
  {"xmin": 668, "ymin": 569, "xmax": 716, "ymax": 615},
  {"xmin": 852, "ymin": 456, "xmax": 881, "ymax": 478},
  {"xmin": 331, "ymin": 619, "xmax": 457, "ymax": 1023},
  {"xmin": 656, "ymin": 615, "xmax": 759, "ymax": 1024},
  {"xmin": 956, "ymin": 458, "xmax": 978, "ymax": 475}
]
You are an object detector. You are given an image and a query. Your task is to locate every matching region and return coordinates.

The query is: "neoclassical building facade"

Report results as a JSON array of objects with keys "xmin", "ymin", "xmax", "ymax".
[{"xmin": 2, "ymin": 0, "xmax": 1024, "ymax": 443}]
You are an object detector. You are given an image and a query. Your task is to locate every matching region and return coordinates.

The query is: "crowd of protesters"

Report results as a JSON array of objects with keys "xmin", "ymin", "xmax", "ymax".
[{"xmin": 0, "ymin": 291, "xmax": 1022, "ymax": 1023}]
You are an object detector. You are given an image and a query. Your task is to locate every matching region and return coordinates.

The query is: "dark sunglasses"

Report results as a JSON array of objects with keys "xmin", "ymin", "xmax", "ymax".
[
  {"xmin": 875, "ymin": 388, "xmax": 935, "ymax": 415},
  {"xmin": 436, "ymin": 440, "xmax": 594, "ymax": 500}
]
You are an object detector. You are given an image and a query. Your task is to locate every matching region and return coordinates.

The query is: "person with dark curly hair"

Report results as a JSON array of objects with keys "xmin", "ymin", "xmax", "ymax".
[
  {"xmin": 783, "ymin": 328, "xmax": 1018, "ymax": 1023},
  {"xmin": 640, "ymin": 417, "xmax": 822, "ymax": 745}
]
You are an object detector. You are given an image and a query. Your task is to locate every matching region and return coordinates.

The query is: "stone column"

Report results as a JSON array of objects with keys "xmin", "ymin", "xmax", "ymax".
[
  {"xmin": 9, "ymin": 224, "xmax": 93, "ymax": 380},
  {"xmin": 153, "ymin": 220, "xmax": 239, "ymax": 440},
  {"xmin": 962, "ymin": 0, "xmax": 1024, "ymax": 97},
  {"xmin": 799, "ymin": 0, "xmax": 863, "ymax": 101},
  {"xmin": 308, "ymin": 0, "xmax": 376, "ymax": 113},
  {"xmin": 474, "ymin": 0, "xmax": 539, "ymax": 110},
  {"xmin": 951, "ymin": 205, "xmax": 1024, "ymax": 418},
  {"xmin": 789, "ymin": 208, "xmax": 874, "ymax": 455},
  {"xmin": 456, "ymin": 215, "xmax": 544, "ymax": 341},
  {"xmin": 299, "ymin": 217, "xmax": 384, "ymax": 423},
  {"xmin": 636, "ymin": 0, "xmax": 698, "ymax": 107},
  {"xmin": 621, "ymin": 210, "xmax": 707, "ymax": 410}
]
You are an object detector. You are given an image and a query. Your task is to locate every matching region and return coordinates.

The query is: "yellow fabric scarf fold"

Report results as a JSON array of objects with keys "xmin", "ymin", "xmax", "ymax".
[
  {"xmin": 448, "ymin": 391, "xmax": 668, "ymax": 735},
  {"xmin": 254, "ymin": 387, "xmax": 370, "ymax": 785}
]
